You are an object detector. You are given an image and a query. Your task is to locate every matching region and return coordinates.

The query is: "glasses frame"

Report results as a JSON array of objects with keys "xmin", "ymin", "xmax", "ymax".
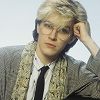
[{"xmin": 38, "ymin": 20, "xmax": 73, "ymax": 41}]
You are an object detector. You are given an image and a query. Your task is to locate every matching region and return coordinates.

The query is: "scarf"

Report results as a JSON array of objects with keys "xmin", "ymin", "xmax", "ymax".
[{"xmin": 11, "ymin": 41, "xmax": 68, "ymax": 100}]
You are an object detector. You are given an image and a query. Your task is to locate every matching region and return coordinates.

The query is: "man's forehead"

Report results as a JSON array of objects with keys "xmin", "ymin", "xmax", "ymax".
[
  {"xmin": 44, "ymin": 12, "xmax": 73, "ymax": 28},
  {"xmin": 44, "ymin": 20, "xmax": 71, "ymax": 29}
]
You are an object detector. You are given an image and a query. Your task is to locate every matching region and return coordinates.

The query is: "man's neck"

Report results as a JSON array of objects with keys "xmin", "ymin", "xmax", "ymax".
[{"xmin": 36, "ymin": 50, "xmax": 58, "ymax": 65}]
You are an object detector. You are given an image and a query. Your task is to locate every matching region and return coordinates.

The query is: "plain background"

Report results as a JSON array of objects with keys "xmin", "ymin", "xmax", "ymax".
[{"xmin": 0, "ymin": 0, "xmax": 100, "ymax": 62}]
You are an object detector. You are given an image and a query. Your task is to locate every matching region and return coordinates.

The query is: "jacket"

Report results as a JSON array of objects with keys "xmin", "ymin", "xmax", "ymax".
[{"xmin": 0, "ymin": 44, "xmax": 100, "ymax": 100}]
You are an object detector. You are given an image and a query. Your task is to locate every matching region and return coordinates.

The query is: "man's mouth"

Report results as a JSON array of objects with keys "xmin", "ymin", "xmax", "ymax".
[{"xmin": 45, "ymin": 43, "xmax": 56, "ymax": 48}]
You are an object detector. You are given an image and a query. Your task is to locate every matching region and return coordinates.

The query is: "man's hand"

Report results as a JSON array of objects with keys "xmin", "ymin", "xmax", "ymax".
[
  {"xmin": 73, "ymin": 22, "xmax": 99, "ymax": 57},
  {"xmin": 73, "ymin": 22, "xmax": 90, "ymax": 42}
]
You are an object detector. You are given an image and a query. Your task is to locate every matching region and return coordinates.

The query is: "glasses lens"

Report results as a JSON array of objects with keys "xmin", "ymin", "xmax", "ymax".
[
  {"xmin": 58, "ymin": 27, "xmax": 71, "ymax": 40},
  {"xmin": 41, "ymin": 21, "xmax": 53, "ymax": 34}
]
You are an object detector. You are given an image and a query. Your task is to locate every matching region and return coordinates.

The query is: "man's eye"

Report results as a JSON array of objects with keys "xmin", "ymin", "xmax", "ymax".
[
  {"xmin": 61, "ymin": 28, "xmax": 70, "ymax": 34},
  {"xmin": 44, "ymin": 23, "xmax": 53, "ymax": 29}
]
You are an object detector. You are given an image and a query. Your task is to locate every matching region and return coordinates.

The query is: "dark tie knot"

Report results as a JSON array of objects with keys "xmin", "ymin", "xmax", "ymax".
[{"xmin": 41, "ymin": 66, "xmax": 49, "ymax": 75}]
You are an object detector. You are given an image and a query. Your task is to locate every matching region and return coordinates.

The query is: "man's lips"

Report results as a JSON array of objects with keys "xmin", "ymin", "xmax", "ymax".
[{"xmin": 45, "ymin": 43, "xmax": 56, "ymax": 48}]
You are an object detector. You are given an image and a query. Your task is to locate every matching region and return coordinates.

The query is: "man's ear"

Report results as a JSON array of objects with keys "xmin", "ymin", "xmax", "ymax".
[{"xmin": 37, "ymin": 24, "xmax": 40, "ymax": 34}]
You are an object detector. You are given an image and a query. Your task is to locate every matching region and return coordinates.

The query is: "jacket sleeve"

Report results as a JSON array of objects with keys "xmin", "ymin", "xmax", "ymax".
[
  {"xmin": 86, "ymin": 49, "xmax": 100, "ymax": 79},
  {"xmin": 0, "ymin": 46, "xmax": 24, "ymax": 100},
  {"xmin": 75, "ymin": 49, "xmax": 100, "ymax": 99}
]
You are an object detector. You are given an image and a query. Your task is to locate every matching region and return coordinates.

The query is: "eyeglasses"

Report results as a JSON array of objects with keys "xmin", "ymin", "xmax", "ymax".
[{"xmin": 39, "ymin": 20, "xmax": 72, "ymax": 41}]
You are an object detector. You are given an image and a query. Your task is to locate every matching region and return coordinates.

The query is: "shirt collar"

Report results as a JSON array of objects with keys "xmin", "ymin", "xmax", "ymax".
[{"xmin": 34, "ymin": 52, "xmax": 56, "ymax": 71}]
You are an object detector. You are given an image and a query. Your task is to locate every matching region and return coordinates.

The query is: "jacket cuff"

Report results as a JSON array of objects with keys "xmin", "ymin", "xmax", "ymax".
[{"xmin": 86, "ymin": 49, "xmax": 100, "ymax": 79}]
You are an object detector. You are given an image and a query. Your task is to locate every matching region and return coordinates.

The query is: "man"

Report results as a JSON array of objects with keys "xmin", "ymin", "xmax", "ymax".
[{"xmin": 0, "ymin": 0, "xmax": 100, "ymax": 100}]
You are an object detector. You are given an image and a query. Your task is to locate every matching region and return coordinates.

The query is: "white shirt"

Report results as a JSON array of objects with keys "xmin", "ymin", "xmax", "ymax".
[{"xmin": 26, "ymin": 53, "xmax": 55, "ymax": 100}]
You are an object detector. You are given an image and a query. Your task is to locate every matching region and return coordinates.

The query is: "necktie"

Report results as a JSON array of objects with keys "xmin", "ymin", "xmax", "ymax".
[{"xmin": 34, "ymin": 66, "xmax": 49, "ymax": 100}]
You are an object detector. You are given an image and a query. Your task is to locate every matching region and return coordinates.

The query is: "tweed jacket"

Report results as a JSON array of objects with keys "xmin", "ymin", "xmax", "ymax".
[{"xmin": 0, "ymin": 44, "xmax": 100, "ymax": 100}]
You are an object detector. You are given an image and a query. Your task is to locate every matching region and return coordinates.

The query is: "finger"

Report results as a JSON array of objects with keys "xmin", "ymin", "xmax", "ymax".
[{"xmin": 73, "ymin": 25, "xmax": 80, "ymax": 37}]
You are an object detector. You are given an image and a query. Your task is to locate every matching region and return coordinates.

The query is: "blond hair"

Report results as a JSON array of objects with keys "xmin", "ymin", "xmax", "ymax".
[
  {"xmin": 36, "ymin": 0, "xmax": 90, "ymax": 34},
  {"xmin": 37, "ymin": 0, "xmax": 86, "ymax": 20}
]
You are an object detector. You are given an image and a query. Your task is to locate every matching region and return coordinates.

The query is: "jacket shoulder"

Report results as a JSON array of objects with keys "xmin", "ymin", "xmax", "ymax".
[
  {"xmin": 64, "ymin": 54, "xmax": 85, "ymax": 67},
  {"xmin": 0, "ymin": 45, "xmax": 25, "ymax": 100}
]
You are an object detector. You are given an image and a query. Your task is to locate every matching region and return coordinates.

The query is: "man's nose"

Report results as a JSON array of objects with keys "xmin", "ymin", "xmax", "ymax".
[{"xmin": 49, "ymin": 29, "xmax": 57, "ymax": 40}]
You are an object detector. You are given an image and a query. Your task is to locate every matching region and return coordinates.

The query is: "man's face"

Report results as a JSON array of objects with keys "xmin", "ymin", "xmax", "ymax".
[{"xmin": 36, "ymin": 13, "xmax": 73, "ymax": 60}]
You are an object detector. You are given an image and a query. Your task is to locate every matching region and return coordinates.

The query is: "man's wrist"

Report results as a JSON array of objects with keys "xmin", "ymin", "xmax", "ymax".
[{"xmin": 82, "ymin": 37, "xmax": 99, "ymax": 57}]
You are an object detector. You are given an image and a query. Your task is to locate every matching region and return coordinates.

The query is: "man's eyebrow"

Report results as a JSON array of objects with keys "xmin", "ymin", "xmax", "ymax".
[
  {"xmin": 43, "ymin": 20, "xmax": 71, "ymax": 29},
  {"xmin": 43, "ymin": 20, "xmax": 52, "ymax": 24},
  {"xmin": 59, "ymin": 25, "xmax": 71, "ymax": 30},
  {"xmin": 65, "ymin": 25, "xmax": 71, "ymax": 29},
  {"xmin": 44, "ymin": 20, "xmax": 59, "ymax": 26}
]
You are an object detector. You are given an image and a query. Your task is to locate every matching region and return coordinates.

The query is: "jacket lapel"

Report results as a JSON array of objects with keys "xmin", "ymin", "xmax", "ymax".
[
  {"xmin": 11, "ymin": 42, "xmax": 36, "ymax": 100},
  {"xmin": 46, "ymin": 56, "xmax": 68, "ymax": 100}
]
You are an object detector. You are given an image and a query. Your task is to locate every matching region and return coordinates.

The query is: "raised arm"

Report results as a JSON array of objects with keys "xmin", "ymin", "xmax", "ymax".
[{"xmin": 73, "ymin": 22, "xmax": 99, "ymax": 57}]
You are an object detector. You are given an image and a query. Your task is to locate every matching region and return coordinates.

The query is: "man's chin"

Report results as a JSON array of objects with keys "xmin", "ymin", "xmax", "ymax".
[{"xmin": 44, "ymin": 51, "xmax": 58, "ymax": 59}]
